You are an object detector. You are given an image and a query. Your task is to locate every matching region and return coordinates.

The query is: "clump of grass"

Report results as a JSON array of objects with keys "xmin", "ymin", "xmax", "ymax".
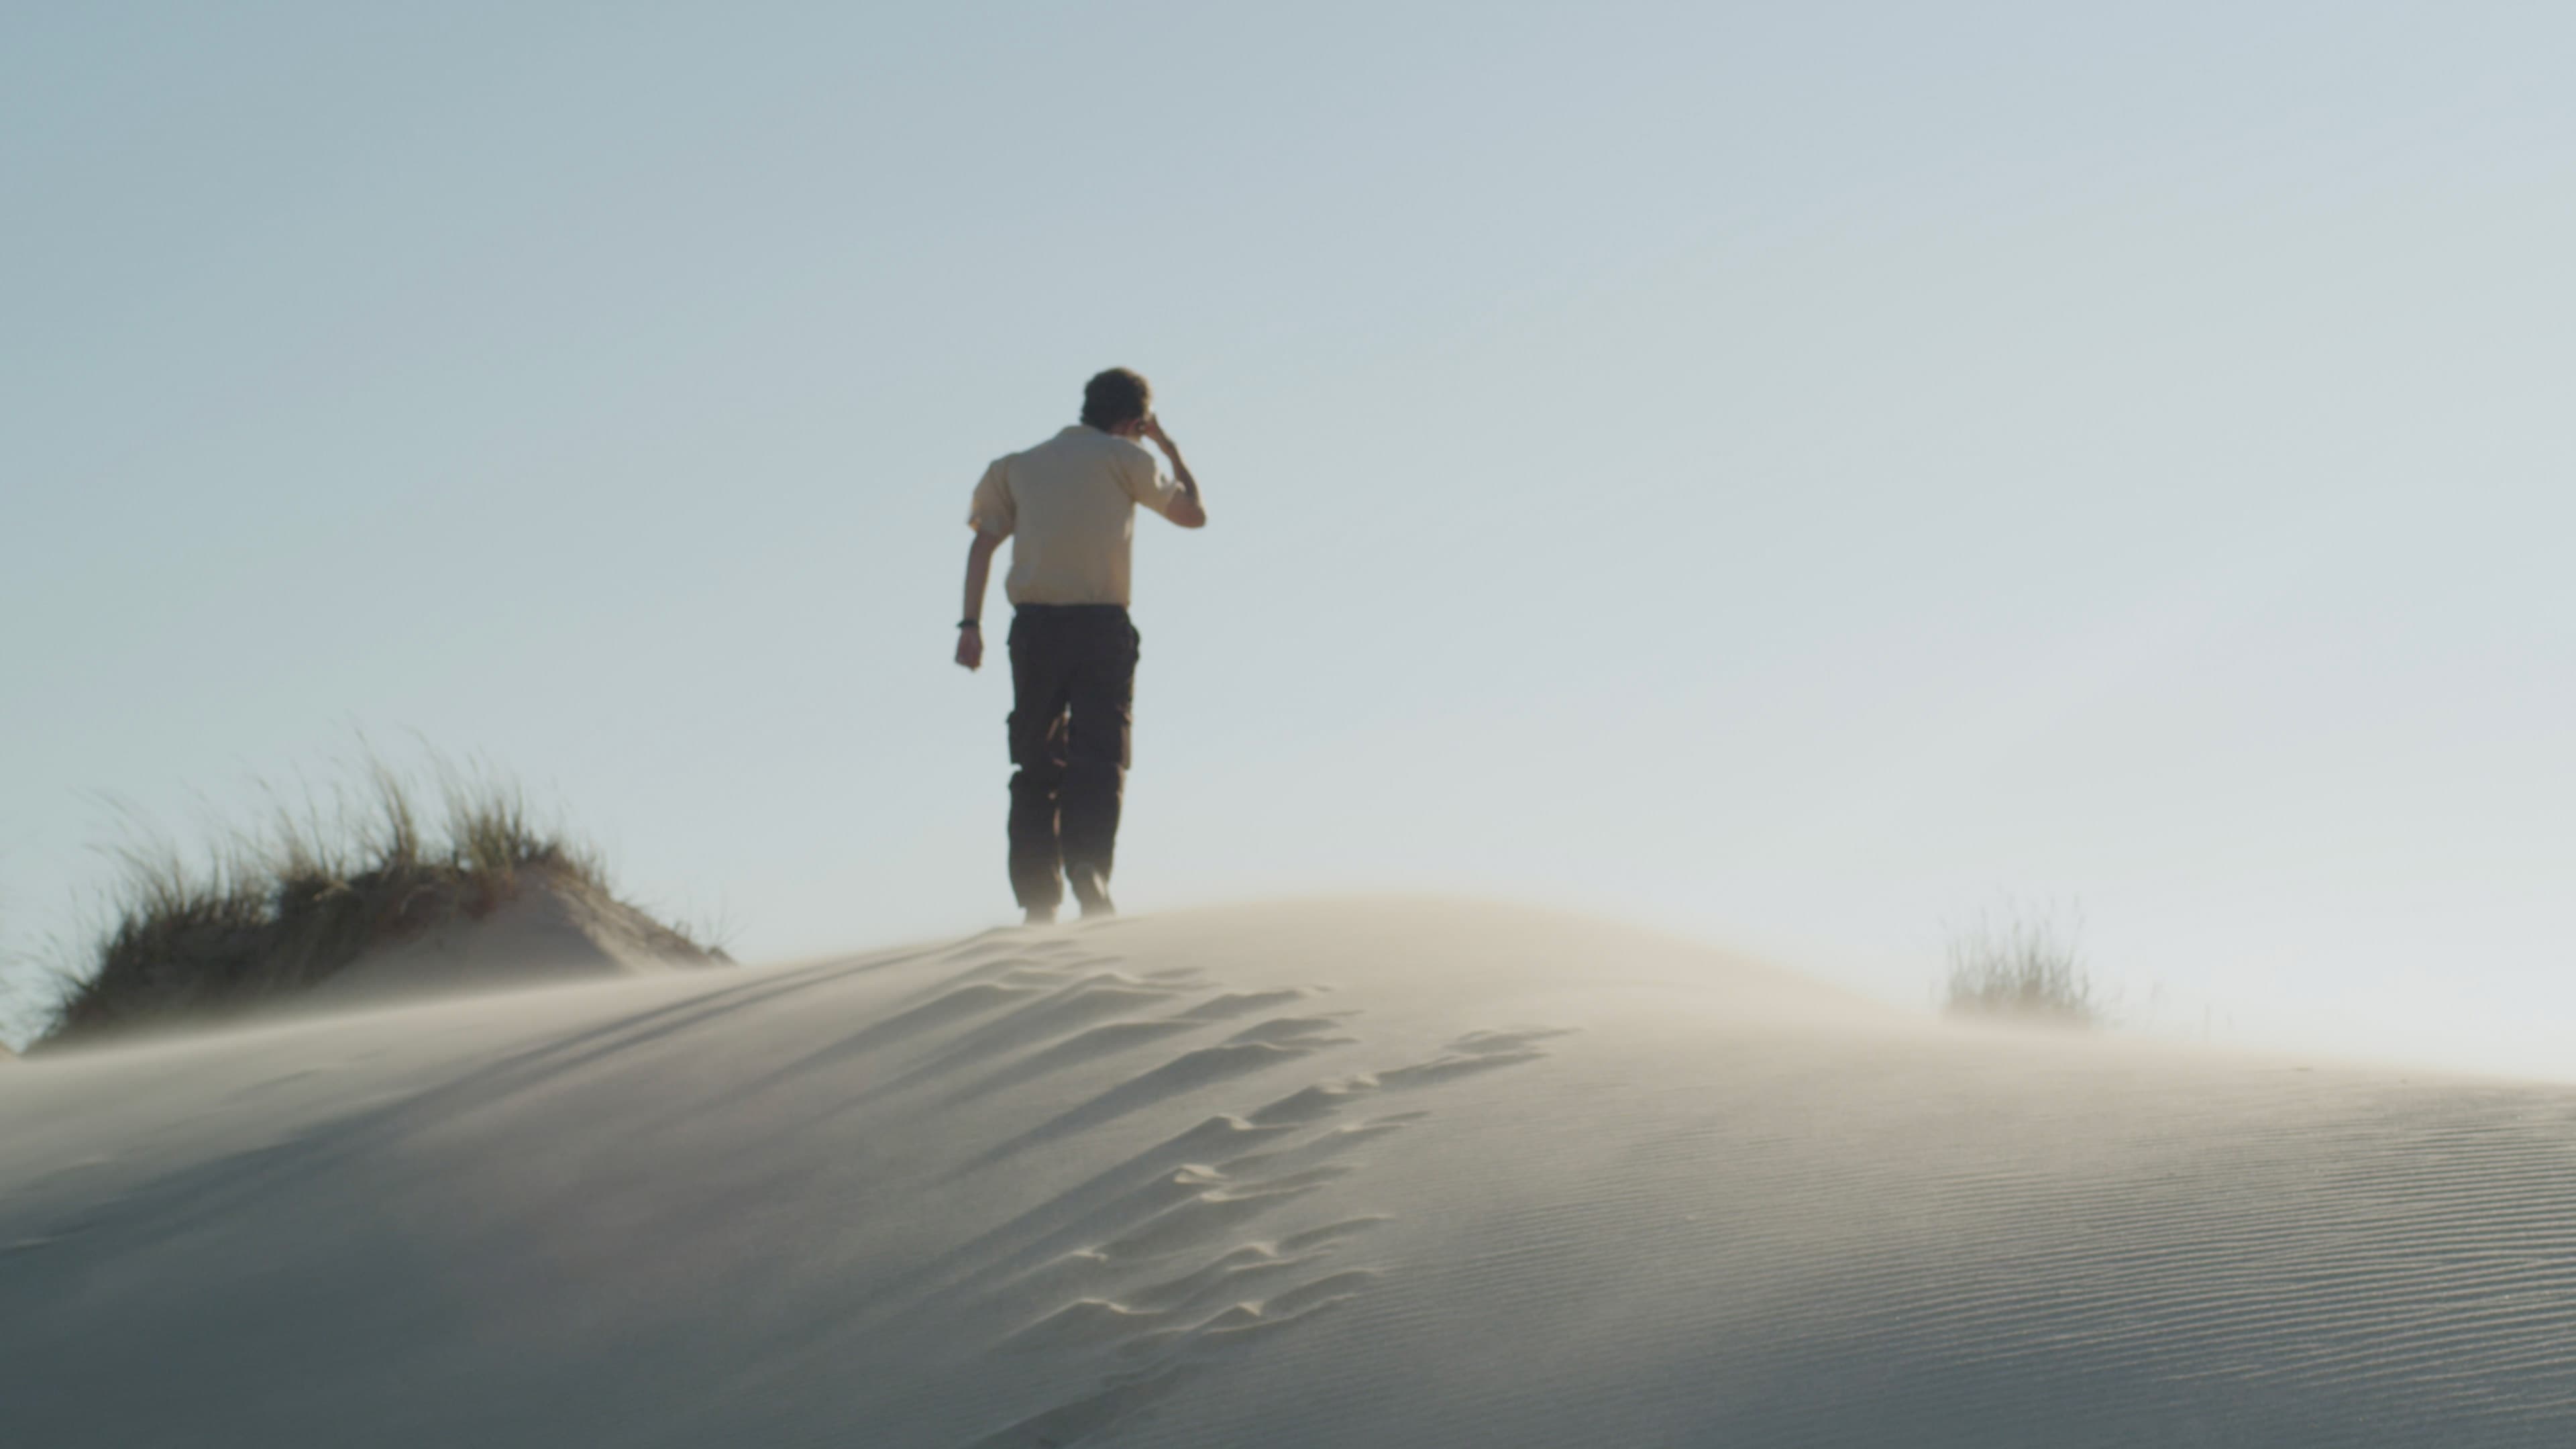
[
  {"xmin": 1942, "ymin": 898, "xmax": 2100, "ymax": 1028},
  {"xmin": 44, "ymin": 757, "xmax": 614, "ymax": 1046},
  {"xmin": 1, "ymin": 900, "xmax": 28, "ymax": 1059}
]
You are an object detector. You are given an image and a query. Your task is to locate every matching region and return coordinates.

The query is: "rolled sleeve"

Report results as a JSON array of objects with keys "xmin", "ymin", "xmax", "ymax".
[{"xmin": 966, "ymin": 458, "xmax": 1015, "ymax": 537}]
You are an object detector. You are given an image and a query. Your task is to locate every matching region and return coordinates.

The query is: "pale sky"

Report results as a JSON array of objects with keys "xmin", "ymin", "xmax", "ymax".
[{"xmin": 5, "ymin": 2, "xmax": 2571, "ymax": 1066}]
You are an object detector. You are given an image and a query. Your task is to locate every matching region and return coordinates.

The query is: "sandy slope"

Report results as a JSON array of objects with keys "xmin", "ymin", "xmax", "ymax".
[
  {"xmin": 302, "ymin": 871, "xmax": 720, "ymax": 1008},
  {"xmin": 4, "ymin": 899, "xmax": 2574, "ymax": 1447}
]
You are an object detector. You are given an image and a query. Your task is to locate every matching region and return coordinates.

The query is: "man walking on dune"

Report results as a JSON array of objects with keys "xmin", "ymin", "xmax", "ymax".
[{"xmin": 955, "ymin": 368, "xmax": 1208, "ymax": 924}]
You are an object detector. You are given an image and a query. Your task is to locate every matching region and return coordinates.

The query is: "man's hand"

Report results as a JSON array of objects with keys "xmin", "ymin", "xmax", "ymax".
[
  {"xmin": 1142, "ymin": 414, "xmax": 1176, "ymax": 452},
  {"xmin": 955, "ymin": 624, "xmax": 984, "ymax": 671}
]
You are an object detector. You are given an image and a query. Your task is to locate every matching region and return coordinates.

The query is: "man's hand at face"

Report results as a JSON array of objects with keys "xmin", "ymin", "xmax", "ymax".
[{"xmin": 955, "ymin": 625, "xmax": 984, "ymax": 671}]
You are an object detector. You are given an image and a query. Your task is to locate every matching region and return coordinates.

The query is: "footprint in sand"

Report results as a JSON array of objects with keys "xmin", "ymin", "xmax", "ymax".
[
  {"xmin": 961, "ymin": 1020, "xmax": 1576, "ymax": 1448},
  {"xmin": 942, "ymin": 990, "xmax": 1331, "ymax": 1104},
  {"xmin": 897, "ymin": 928, "xmax": 1577, "ymax": 1449},
  {"xmin": 975, "ymin": 1016, "xmax": 1364, "ymax": 1163}
]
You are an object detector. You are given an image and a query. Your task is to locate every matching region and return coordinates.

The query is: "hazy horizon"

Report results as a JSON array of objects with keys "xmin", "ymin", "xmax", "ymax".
[{"xmin": 6, "ymin": 2, "xmax": 2571, "ymax": 1069}]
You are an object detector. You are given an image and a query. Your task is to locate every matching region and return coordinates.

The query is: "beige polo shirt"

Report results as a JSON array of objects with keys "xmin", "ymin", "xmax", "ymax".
[{"xmin": 966, "ymin": 425, "xmax": 1184, "ymax": 606}]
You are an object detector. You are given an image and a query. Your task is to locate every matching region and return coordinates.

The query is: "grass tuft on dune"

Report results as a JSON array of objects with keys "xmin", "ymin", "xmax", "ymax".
[
  {"xmin": 40, "ymin": 758, "xmax": 702, "ymax": 1049},
  {"xmin": 1942, "ymin": 898, "xmax": 2102, "ymax": 1028}
]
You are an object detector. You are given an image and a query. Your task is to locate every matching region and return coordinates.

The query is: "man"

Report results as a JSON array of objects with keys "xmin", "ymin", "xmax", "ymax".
[{"xmin": 955, "ymin": 368, "xmax": 1207, "ymax": 924}]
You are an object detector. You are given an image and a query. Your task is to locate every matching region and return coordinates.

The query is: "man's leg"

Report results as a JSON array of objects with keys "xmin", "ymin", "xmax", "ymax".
[
  {"xmin": 1006, "ymin": 616, "xmax": 1075, "ymax": 918},
  {"xmin": 1058, "ymin": 614, "xmax": 1138, "ymax": 916}
]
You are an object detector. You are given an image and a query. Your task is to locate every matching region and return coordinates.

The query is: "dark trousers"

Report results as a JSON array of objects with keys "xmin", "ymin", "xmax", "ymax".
[{"xmin": 1006, "ymin": 605, "xmax": 1138, "ymax": 911}]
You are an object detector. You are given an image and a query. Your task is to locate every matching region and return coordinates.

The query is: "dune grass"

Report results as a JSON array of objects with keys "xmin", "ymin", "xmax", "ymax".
[
  {"xmin": 1, "ymin": 902, "xmax": 23, "ymax": 1059},
  {"xmin": 1943, "ymin": 899, "xmax": 2101, "ymax": 1028},
  {"xmin": 42, "ymin": 760, "xmax": 618, "ymax": 1047}
]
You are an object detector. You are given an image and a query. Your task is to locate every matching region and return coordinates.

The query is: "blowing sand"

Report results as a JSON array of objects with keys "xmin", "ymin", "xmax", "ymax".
[
  {"xmin": 4, "ymin": 899, "xmax": 2572, "ymax": 1446},
  {"xmin": 303, "ymin": 869, "xmax": 720, "ymax": 1008}
]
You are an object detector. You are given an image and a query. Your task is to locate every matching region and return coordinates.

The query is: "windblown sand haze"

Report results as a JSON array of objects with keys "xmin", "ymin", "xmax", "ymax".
[{"xmin": 5, "ymin": 899, "xmax": 2573, "ymax": 1446}]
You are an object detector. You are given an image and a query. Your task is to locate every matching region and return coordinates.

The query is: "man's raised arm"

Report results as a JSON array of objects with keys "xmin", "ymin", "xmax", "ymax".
[{"xmin": 1143, "ymin": 417, "xmax": 1207, "ymax": 529}]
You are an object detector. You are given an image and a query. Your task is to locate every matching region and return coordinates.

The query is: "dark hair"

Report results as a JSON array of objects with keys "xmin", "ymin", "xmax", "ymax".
[{"xmin": 1080, "ymin": 368, "xmax": 1152, "ymax": 430}]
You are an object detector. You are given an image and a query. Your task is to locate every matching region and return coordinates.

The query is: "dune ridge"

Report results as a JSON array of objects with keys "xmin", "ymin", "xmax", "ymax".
[{"xmin": 4, "ymin": 898, "xmax": 2573, "ymax": 1446}]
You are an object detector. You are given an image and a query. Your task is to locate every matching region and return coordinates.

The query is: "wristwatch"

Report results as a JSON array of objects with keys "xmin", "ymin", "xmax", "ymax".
[{"xmin": 959, "ymin": 620, "xmax": 981, "ymax": 630}]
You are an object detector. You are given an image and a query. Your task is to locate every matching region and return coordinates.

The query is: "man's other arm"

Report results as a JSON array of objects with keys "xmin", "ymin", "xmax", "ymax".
[
  {"xmin": 956, "ymin": 531, "xmax": 1004, "ymax": 670},
  {"xmin": 1142, "ymin": 417, "xmax": 1207, "ymax": 529}
]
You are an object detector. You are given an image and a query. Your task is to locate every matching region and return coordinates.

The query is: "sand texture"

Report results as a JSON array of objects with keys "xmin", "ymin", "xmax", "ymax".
[
  {"xmin": 302, "ymin": 871, "xmax": 720, "ymax": 1007},
  {"xmin": 5, "ymin": 900, "xmax": 2574, "ymax": 1446}
]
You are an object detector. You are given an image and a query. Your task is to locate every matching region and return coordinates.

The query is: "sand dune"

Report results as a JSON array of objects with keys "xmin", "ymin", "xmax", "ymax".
[
  {"xmin": 302, "ymin": 869, "xmax": 722, "ymax": 1008},
  {"xmin": 4, "ymin": 899, "xmax": 2573, "ymax": 1446}
]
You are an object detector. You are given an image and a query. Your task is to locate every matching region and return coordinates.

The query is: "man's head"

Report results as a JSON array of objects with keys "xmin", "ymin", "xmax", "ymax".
[{"xmin": 1081, "ymin": 368, "xmax": 1152, "ymax": 437}]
